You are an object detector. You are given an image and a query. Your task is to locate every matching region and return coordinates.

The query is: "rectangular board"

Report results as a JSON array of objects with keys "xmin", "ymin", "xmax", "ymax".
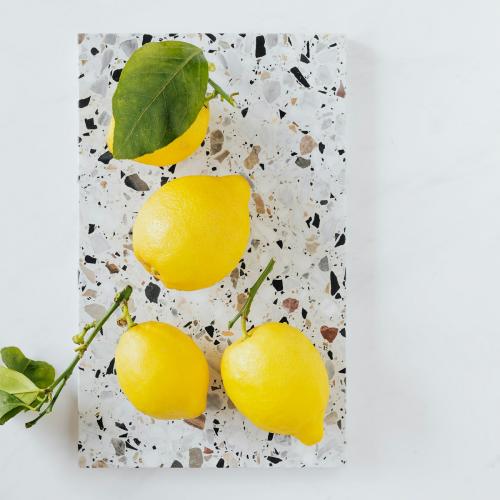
[{"xmin": 78, "ymin": 33, "xmax": 347, "ymax": 468}]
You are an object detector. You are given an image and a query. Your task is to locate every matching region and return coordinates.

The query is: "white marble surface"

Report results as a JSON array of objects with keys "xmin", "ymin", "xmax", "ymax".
[
  {"xmin": 0, "ymin": 0, "xmax": 499, "ymax": 497},
  {"xmin": 78, "ymin": 32, "xmax": 347, "ymax": 468}
]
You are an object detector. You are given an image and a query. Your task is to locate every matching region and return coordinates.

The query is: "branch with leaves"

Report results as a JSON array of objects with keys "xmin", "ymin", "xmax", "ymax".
[{"xmin": 0, "ymin": 286, "xmax": 133, "ymax": 427}]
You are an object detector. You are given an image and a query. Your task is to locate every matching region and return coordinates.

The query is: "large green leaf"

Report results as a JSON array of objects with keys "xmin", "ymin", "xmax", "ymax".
[
  {"xmin": 0, "ymin": 366, "xmax": 40, "ymax": 405},
  {"xmin": 0, "ymin": 390, "xmax": 30, "ymax": 425},
  {"xmin": 112, "ymin": 41, "xmax": 208, "ymax": 159},
  {"xmin": 1, "ymin": 347, "xmax": 55, "ymax": 389}
]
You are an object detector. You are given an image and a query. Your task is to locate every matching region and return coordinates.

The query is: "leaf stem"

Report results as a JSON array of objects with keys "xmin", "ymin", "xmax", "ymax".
[
  {"xmin": 25, "ymin": 285, "xmax": 133, "ymax": 428},
  {"xmin": 227, "ymin": 258, "xmax": 275, "ymax": 336},
  {"xmin": 207, "ymin": 77, "xmax": 237, "ymax": 107}
]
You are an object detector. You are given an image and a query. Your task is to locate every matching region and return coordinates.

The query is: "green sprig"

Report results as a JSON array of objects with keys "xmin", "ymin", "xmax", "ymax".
[{"xmin": 0, "ymin": 286, "xmax": 133, "ymax": 428}]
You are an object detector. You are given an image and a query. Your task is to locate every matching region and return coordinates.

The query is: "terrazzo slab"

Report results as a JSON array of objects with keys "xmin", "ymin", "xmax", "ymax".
[{"xmin": 78, "ymin": 33, "xmax": 347, "ymax": 468}]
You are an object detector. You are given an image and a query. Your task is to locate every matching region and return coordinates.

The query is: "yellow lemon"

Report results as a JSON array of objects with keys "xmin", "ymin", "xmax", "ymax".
[
  {"xmin": 107, "ymin": 105, "xmax": 209, "ymax": 166},
  {"xmin": 132, "ymin": 175, "xmax": 251, "ymax": 291},
  {"xmin": 115, "ymin": 321, "xmax": 209, "ymax": 419},
  {"xmin": 221, "ymin": 322, "xmax": 330, "ymax": 445}
]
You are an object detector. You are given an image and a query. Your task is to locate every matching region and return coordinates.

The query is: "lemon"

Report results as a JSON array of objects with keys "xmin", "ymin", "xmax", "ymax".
[
  {"xmin": 132, "ymin": 174, "xmax": 251, "ymax": 291},
  {"xmin": 221, "ymin": 322, "xmax": 330, "ymax": 445},
  {"xmin": 107, "ymin": 105, "xmax": 209, "ymax": 166},
  {"xmin": 115, "ymin": 321, "xmax": 209, "ymax": 419}
]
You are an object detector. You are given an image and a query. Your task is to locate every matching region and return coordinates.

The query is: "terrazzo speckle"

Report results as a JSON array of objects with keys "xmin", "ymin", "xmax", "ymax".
[{"xmin": 78, "ymin": 33, "xmax": 347, "ymax": 468}]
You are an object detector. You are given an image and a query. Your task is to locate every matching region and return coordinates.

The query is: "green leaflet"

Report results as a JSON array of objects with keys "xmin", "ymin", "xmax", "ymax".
[
  {"xmin": 0, "ymin": 366, "xmax": 40, "ymax": 405},
  {"xmin": 1, "ymin": 346, "xmax": 55, "ymax": 389},
  {"xmin": 0, "ymin": 390, "xmax": 29, "ymax": 425},
  {"xmin": 112, "ymin": 41, "xmax": 208, "ymax": 159}
]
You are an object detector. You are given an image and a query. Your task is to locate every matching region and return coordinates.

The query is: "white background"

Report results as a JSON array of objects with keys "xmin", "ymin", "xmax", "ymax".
[{"xmin": 0, "ymin": 0, "xmax": 499, "ymax": 498}]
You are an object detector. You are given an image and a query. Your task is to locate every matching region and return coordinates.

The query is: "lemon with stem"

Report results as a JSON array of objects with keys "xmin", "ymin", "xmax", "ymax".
[
  {"xmin": 115, "ymin": 307, "xmax": 209, "ymax": 420},
  {"xmin": 221, "ymin": 259, "xmax": 330, "ymax": 445}
]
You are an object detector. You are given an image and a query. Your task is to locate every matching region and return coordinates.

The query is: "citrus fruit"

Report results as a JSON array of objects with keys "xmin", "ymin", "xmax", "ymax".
[
  {"xmin": 132, "ymin": 174, "xmax": 251, "ymax": 291},
  {"xmin": 115, "ymin": 321, "xmax": 209, "ymax": 419},
  {"xmin": 221, "ymin": 322, "xmax": 330, "ymax": 445},
  {"xmin": 107, "ymin": 105, "xmax": 209, "ymax": 166}
]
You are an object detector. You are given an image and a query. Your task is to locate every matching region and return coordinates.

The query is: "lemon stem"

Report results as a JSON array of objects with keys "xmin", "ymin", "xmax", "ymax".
[
  {"xmin": 207, "ymin": 77, "xmax": 238, "ymax": 107},
  {"xmin": 120, "ymin": 301, "xmax": 136, "ymax": 329},
  {"xmin": 228, "ymin": 258, "xmax": 275, "ymax": 337},
  {"xmin": 25, "ymin": 285, "xmax": 133, "ymax": 428}
]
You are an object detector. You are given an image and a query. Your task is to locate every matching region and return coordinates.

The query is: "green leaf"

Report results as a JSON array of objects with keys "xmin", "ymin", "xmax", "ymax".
[
  {"xmin": 112, "ymin": 40, "xmax": 208, "ymax": 159},
  {"xmin": 0, "ymin": 390, "xmax": 30, "ymax": 425},
  {"xmin": 0, "ymin": 366, "xmax": 40, "ymax": 405},
  {"xmin": 1, "ymin": 347, "xmax": 55, "ymax": 389}
]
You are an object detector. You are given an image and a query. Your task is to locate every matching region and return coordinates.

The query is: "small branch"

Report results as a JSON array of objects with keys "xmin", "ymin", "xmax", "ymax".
[
  {"xmin": 207, "ymin": 77, "xmax": 237, "ymax": 107},
  {"xmin": 227, "ymin": 258, "xmax": 275, "ymax": 336},
  {"xmin": 72, "ymin": 321, "xmax": 96, "ymax": 345},
  {"xmin": 25, "ymin": 285, "xmax": 133, "ymax": 428}
]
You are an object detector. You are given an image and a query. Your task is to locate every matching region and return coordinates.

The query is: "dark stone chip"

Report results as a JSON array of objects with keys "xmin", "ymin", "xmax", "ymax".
[
  {"xmin": 88, "ymin": 223, "xmax": 95, "ymax": 234},
  {"xmin": 216, "ymin": 458, "xmax": 225, "ymax": 468},
  {"xmin": 85, "ymin": 255, "xmax": 96, "ymax": 264},
  {"xmin": 335, "ymin": 233, "xmax": 346, "ymax": 247},
  {"xmin": 124, "ymin": 173, "xmax": 149, "ymax": 191},
  {"xmin": 112, "ymin": 68, "xmax": 122, "ymax": 82},
  {"xmin": 171, "ymin": 460, "xmax": 183, "ymax": 468},
  {"xmin": 79, "ymin": 96, "xmax": 91, "ymax": 108},
  {"xmin": 290, "ymin": 66, "xmax": 310, "ymax": 87},
  {"xmin": 295, "ymin": 157, "xmax": 311, "ymax": 168},
  {"xmin": 267, "ymin": 456, "xmax": 282, "ymax": 464},
  {"xmin": 330, "ymin": 271, "xmax": 340, "ymax": 296},
  {"xmin": 106, "ymin": 357, "xmax": 115, "ymax": 375},
  {"xmin": 205, "ymin": 33, "xmax": 216, "ymax": 42},
  {"xmin": 300, "ymin": 54, "xmax": 310, "ymax": 63},
  {"xmin": 312, "ymin": 213, "xmax": 320, "ymax": 228},
  {"xmin": 85, "ymin": 118, "xmax": 97, "ymax": 130},
  {"xmin": 98, "ymin": 151, "xmax": 113, "ymax": 164},
  {"xmin": 279, "ymin": 109, "xmax": 286, "ymax": 119},
  {"xmin": 255, "ymin": 35, "xmax": 266, "ymax": 57},
  {"xmin": 241, "ymin": 107, "xmax": 248, "ymax": 117},
  {"xmin": 142, "ymin": 34, "xmax": 153, "ymax": 45},
  {"xmin": 115, "ymin": 421, "xmax": 127, "ymax": 431},
  {"xmin": 318, "ymin": 142, "xmax": 325, "ymax": 153},
  {"xmin": 125, "ymin": 440, "xmax": 138, "ymax": 450},
  {"xmin": 145, "ymin": 282, "xmax": 161, "ymax": 303},
  {"xmin": 272, "ymin": 279, "xmax": 283, "ymax": 292},
  {"xmin": 96, "ymin": 417, "xmax": 105, "ymax": 431}
]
